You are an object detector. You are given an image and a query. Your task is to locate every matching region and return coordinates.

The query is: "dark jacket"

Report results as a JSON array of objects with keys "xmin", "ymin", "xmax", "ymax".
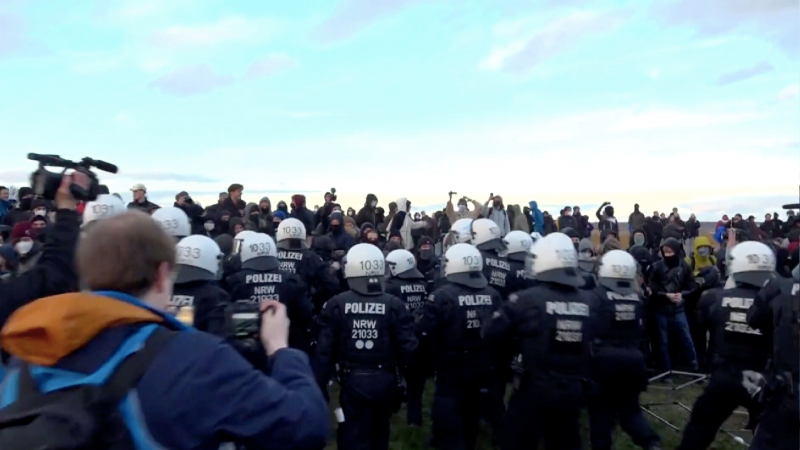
[
  {"xmin": 543, "ymin": 215, "xmax": 556, "ymax": 235},
  {"xmin": 760, "ymin": 220, "xmax": 775, "ymax": 237},
  {"xmin": 355, "ymin": 194, "xmax": 378, "ymax": 229},
  {"xmin": 290, "ymin": 195, "xmax": 315, "ymax": 236},
  {"xmin": 221, "ymin": 197, "xmax": 246, "ymax": 217},
  {"xmin": 686, "ymin": 218, "xmax": 701, "ymax": 238},
  {"xmin": 127, "ymin": 197, "xmax": 159, "ymax": 213},
  {"xmin": 175, "ymin": 201, "xmax": 205, "ymax": 236},
  {"xmin": 628, "ymin": 210, "xmax": 646, "ymax": 231},
  {"xmin": 0, "ymin": 291, "xmax": 329, "ymax": 450},
  {"xmin": 596, "ymin": 204, "xmax": 619, "ymax": 235},
  {"xmin": 327, "ymin": 212, "xmax": 355, "ymax": 252},
  {"xmin": 0, "ymin": 209, "xmax": 79, "ymax": 330},
  {"xmin": 647, "ymin": 241, "xmax": 697, "ymax": 315},
  {"xmin": 644, "ymin": 217, "xmax": 663, "ymax": 248},
  {"xmin": 557, "ymin": 215, "xmax": 577, "ymax": 231}
]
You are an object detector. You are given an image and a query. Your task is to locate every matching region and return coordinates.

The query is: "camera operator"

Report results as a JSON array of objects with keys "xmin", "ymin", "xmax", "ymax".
[
  {"xmin": 315, "ymin": 189, "xmax": 337, "ymax": 235},
  {"xmin": 0, "ymin": 211, "xmax": 328, "ymax": 449},
  {"xmin": 174, "ymin": 191, "xmax": 205, "ymax": 235},
  {"xmin": 0, "ymin": 175, "xmax": 82, "ymax": 330}
]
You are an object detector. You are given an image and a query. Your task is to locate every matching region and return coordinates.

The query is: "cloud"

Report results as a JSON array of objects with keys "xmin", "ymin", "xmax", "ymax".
[
  {"xmin": 480, "ymin": 10, "xmax": 628, "ymax": 73},
  {"xmin": 654, "ymin": 0, "xmax": 799, "ymax": 55},
  {"xmin": 149, "ymin": 16, "xmax": 277, "ymax": 49},
  {"xmin": 778, "ymin": 83, "xmax": 799, "ymax": 101},
  {"xmin": 0, "ymin": 169, "xmax": 30, "ymax": 184},
  {"xmin": 312, "ymin": 0, "xmax": 423, "ymax": 43},
  {"xmin": 149, "ymin": 64, "xmax": 234, "ymax": 96},
  {"xmin": 715, "ymin": 60, "xmax": 773, "ymax": 86},
  {"xmin": 119, "ymin": 170, "xmax": 220, "ymax": 183},
  {"xmin": 246, "ymin": 54, "xmax": 296, "ymax": 80}
]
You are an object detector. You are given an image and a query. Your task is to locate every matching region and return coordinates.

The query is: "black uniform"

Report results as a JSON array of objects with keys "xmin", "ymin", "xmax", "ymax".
[
  {"xmin": 416, "ymin": 282, "xmax": 503, "ymax": 450},
  {"xmin": 480, "ymin": 249, "xmax": 513, "ymax": 299},
  {"xmin": 507, "ymin": 252, "xmax": 535, "ymax": 293},
  {"xmin": 314, "ymin": 290, "xmax": 417, "ymax": 450},
  {"xmin": 589, "ymin": 286, "xmax": 660, "ymax": 450},
  {"xmin": 171, "ymin": 280, "xmax": 229, "ymax": 335},
  {"xmin": 747, "ymin": 276, "xmax": 799, "ymax": 450},
  {"xmin": 225, "ymin": 268, "xmax": 314, "ymax": 353},
  {"xmin": 385, "ymin": 276, "xmax": 429, "ymax": 426},
  {"xmin": 278, "ymin": 248, "xmax": 340, "ymax": 312},
  {"xmin": 483, "ymin": 282, "xmax": 595, "ymax": 450},
  {"xmin": 679, "ymin": 285, "xmax": 768, "ymax": 450}
]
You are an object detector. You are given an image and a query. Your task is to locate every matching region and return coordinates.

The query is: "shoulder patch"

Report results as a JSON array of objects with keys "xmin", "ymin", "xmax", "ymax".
[
  {"xmin": 428, "ymin": 294, "xmax": 436, "ymax": 302},
  {"xmin": 322, "ymin": 301, "xmax": 329, "ymax": 310},
  {"xmin": 509, "ymin": 294, "xmax": 518, "ymax": 303}
]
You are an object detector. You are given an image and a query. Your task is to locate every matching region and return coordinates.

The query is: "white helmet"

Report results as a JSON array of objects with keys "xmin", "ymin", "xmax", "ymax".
[
  {"xmin": 385, "ymin": 249, "xmax": 423, "ymax": 279},
  {"xmin": 729, "ymin": 241, "xmax": 776, "ymax": 287},
  {"xmin": 152, "ymin": 207, "xmax": 191, "ymax": 239},
  {"xmin": 471, "ymin": 218, "xmax": 505, "ymax": 251},
  {"xmin": 82, "ymin": 194, "xmax": 125, "ymax": 228},
  {"xmin": 526, "ymin": 232, "xmax": 583, "ymax": 287},
  {"xmin": 443, "ymin": 243, "xmax": 487, "ymax": 289},
  {"xmin": 530, "ymin": 232, "xmax": 543, "ymax": 243},
  {"xmin": 504, "ymin": 231, "xmax": 534, "ymax": 256},
  {"xmin": 240, "ymin": 233, "xmax": 279, "ymax": 271},
  {"xmin": 597, "ymin": 250, "xmax": 638, "ymax": 295},
  {"xmin": 276, "ymin": 218, "xmax": 308, "ymax": 250},
  {"xmin": 344, "ymin": 243, "xmax": 386, "ymax": 295},
  {"xmin": 175, "ymin": 235, "xmax": 223, "ymax": 283},
  {"xmin": 448, "ymin": 218, "xmax": 474, "ymax": 245},
  {"xmin": 232, "ymin": 230, "xmax": 257, "ymax": 255}
]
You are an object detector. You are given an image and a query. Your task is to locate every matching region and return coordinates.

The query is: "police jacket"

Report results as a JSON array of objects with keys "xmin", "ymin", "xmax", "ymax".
[
  {"xmin": 508, "ymin": 254, "xmax": 536, "ymax": 294},
  {"xmin": 171, "ymin": 280, "xmax": 230, "ymax": 335},
  {"xmin": 699, "ymin": 286, "xmax": 768, "ymax": 371},
  {"xmin": 483, "ymin": 282, "xmax": 594, "ymax": 378},
  {"xmin": 647, "ymin": 259, "xmax": 697, "ymax": 314},
  {"xmin": 416, "ymin": 283, "xmax": 502, "ymax": 372},
  {"xmin": 225, "ymin": 269, "xmax": 314, "ymax": 352},
  {"xmin": 590, "ymin": 287, "xmax": 644, "ymax": 351},
  {"xmin": 479, "ymin": 249, "xmax": 513, "ymax": 299},
  {"xmin": 748, "ymin": 277, "xmax": 800, "ymax": 381},
  {"xmin": 278, "ymin": 248, "xmax": 340, "ymax": 311},
  {"xmin": 385, "ymin": 278, "xmax": 428, "ymax": 315},
  {"xmin": 417, "ymin": 257, "xmax": 442, "ymax": 293},
  {"xmin": 313, "ymin": 290, "xmax": 417, "ymax": 385}
]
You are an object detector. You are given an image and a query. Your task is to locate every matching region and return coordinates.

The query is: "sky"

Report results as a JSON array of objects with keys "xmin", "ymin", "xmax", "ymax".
[{"xmin": 1, "ymin": 0, "xmax": 798, "ymax": 220}]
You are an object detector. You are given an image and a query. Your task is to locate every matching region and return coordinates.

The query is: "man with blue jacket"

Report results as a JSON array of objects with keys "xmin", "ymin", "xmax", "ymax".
[{"xmin": 0, "ymin": 210, "xmax": 329, "ymax": 450}]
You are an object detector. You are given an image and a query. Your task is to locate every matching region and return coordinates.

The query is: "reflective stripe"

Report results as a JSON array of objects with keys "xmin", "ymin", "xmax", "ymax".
[
  {"xmin": 121, "ymin": 391, "xmax": 168, "ymax": 450},
  {"xmin": 0, "ymin": 369, "xmax": 19, "ymax": 408}
]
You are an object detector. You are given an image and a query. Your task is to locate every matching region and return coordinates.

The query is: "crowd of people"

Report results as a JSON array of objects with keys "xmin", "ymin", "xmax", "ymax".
[{"xmin": 0, "ymin": 178, "xmax": 797, "ymax": 450}]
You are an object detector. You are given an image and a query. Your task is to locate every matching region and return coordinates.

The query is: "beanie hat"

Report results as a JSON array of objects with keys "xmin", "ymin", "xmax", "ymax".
[
  {"xmin": 273, "ymin": 210, "xmax": 287, "ymax": 220},
  {"xmin": 11, "ymin": 221, "xmax": 32, "ymax": 243}
]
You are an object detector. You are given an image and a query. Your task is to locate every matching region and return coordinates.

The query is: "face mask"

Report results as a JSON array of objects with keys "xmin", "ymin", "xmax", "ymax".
[
  {"xmin": 633, "ymin": 235, "xmax": 646, "ymax": 246},
  {"xmin": 493, "ymin": 201, "xmax": 501, "ymax": 208},
  {"xmin": 458, "ymin": 205, "xmax": 467, "ymax": 213},
  {"xmin": 19, "ymin": 198, "xmax": 32, "ymax": 211},
  {"xmin": 698, "ymin": 247, "xmax": 711, "ymax": 257},
  {"xmin": 332, "ymin": 209, "xmax": 341, "ymax": 214},
  {"xmin": 330, "ymin": 224, "xmax": 342, "ymax": 234},
  {"xmin": 33, "ymin": 209, "xmax": 46, "ymax": 217},
  {"xmin": 579, "ymin": 260, "xmax": 595, "ymax": 272},
  {"xmin": 367, "ymin": 239, "xmax": 378, "ymax": 246},
  {"xmin": 420, "ymin": 248, "xmax": 434, "ymax": 260},
  {"xmin": 565, "ymin": 211, "xmax": 572, "ymax": 216},
  {"xmin": 15, "ymin": 241, "xmax": 33, "ymax": 255},
  {"xmin": 222, "ymin": 217, "xmax": 230, "ymax": 222},
  {"xmin": 663, "ymin": 253, "xmax": 679, "ymax": 268},
  {"xmin": 204, "ymin": 223, "xmax": 215, "ymax": 231},
  {"xmin": 370, "ymin": 201, "xmax": 377, "ymax": 208}
]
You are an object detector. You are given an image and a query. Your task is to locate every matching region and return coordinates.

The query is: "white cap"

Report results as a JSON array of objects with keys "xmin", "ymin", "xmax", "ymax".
[{"xmin": 131, "ymin": 183, "xmax": 147, "ymax": 192}]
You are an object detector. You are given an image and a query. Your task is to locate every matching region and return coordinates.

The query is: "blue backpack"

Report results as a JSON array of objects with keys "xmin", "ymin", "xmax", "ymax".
[{"xmin": 0, "ymin": 324, "xmax": 175, "ymax": 450}]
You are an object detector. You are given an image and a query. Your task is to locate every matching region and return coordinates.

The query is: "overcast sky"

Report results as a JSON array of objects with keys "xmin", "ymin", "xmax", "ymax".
[{"xmin": 1, "ymin": 0, "xmax": 798, "ymax": 219}]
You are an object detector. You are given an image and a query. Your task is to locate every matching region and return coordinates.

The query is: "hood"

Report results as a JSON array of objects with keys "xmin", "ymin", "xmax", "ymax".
[
  {"xmin": 291, "ymin": 195, "xmax": 306, "ymax": 209},
  {"xmin": 661, "ymin": 237, "xmax": 682, "ymax": 255},
  {"xmin": 365, "ymin": 193, "xmax": 378, "ymax": 206},
  {"xmin": 600, "ymin": 237, "xmax": 622, "ymax": 255},
  {"xmin": 630, "ymin": 228, "xmax": 648, "ymax": 248},
  {"xmin": 395, "ymin": 197, "xmax": 408, "ymax": 212},
  {"xmin": 360, "ymin": 222, "xmax": 375, "ymax": 233},
  {"xmin": 229, "ymin": 217, "xmax": 245, "ymax": 234},
  {"xmin": 693, "ymin": 236, "xmax": 712, "ymax": 252},
  {"xmin": 1, "ymin": 293, "xmax": 166, "ymax": 366},
  {"xmin": 259, "ymin": 197, "xmax": 272, "ymax": 214},
  {"xmin": 244, "ymin": 202, "xmax": 259, "ymax": 218},
  {"xmin": 511, "ymin": 205, "xmax": 523, "ymax": 215},
  {"xmin": 330, "ymin": 212, "xmax": 345, "ymax": 226},
  {"xmin": 578, "ymin": 238, "xmax": 594, "ymax": 254}
]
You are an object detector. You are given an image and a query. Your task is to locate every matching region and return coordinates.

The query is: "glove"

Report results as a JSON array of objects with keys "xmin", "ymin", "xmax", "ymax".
[{"xmin": 331, "ymin": 262, "xmax": 341, "ymax": 271}]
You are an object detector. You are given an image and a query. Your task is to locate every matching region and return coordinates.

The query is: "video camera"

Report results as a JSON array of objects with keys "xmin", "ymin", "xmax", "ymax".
[
  {"xmin": 28, "ymin": 153, "xmax": 118, "ymax": 201},
  {"xmin": 330, "ymin": 187, "xmax": 337, "ymax": 202}
]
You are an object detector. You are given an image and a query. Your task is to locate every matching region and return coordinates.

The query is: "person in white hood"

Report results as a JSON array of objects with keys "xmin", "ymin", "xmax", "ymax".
[{"xmin": 389, "ymin": 198, "xmax": 428, "ymax": 250}]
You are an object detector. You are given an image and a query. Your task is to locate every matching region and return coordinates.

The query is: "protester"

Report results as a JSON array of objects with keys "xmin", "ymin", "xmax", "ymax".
[
  {"xmin": 510, "ymin": 204, "xmax": 529, "ymax": 233},
  {"xmin": 389, "ymin": 198, "xmax": 428, "ymax": 250},
  {"xmin": 0, "ymin": 186, "xmax": 11, "ymax": 224},
  {"xmin": 127, "ymin": 183, "xmax": 158, "ymax": 212},
  {"xmin": 221, "ymin": 184, "xmax": 246, "ymax": 217},
  {"xmin": 355, "ymin": 193, "xmax": 379, "ymax": 228},
  {"xmin": 557, "ymin": 206, "xmax": 577, "ymax": 231},
  {"xmin": 685, "ymin": 213, "xmax": 701, "ymax": 255},
  {"xmin": 629, "ymin": 203, "xmax": 646, "ymax": 231},
  {"xmin": 446, "ymin": 194, "xmax": 482, "ymax": 224},
  {"xmin": 482, "ymin": 194, "xmax": 511, "ymax": 237},
  {"xmin": 596, "ymin": 201, "xmax": 619, "ymax": 236},
  {"xmin": 290, "ymin": 194, "xmax": 315, "ymax": 239}
]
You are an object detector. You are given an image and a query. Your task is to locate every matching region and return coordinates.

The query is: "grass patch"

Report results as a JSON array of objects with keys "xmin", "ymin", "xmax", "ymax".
[{"xmin": 324, "ymin": 374, "xmax": 752, "ymax": 449}]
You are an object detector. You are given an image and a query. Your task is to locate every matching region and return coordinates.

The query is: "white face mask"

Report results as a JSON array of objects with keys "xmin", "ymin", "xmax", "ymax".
[
  {"xmin": 204, "ymin": 222, "xmax": 215, "ymax": 231},
  {"xmin": 33, "ymin": 209, "xmax": 46, "ymax": 217},
  {"xmin": 15, "ymin": 240, "xmax": 33, "ymax": 255},
  {"xmin": 370, "ymin": 201, "xmax": 377, "ymax": 208},
  {"xmin": 458, "ymin": 204, "xmax": 467, "ymax": 213}
]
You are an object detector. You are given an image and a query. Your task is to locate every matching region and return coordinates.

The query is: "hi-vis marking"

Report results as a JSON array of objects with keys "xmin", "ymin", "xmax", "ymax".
[
  {"xmin": 458, "ymin": 295, "xmax": 493, "ymax": 307},
  {"xmin": 546, "ymin": 302, "xmax": 589, "ymax": 316}
]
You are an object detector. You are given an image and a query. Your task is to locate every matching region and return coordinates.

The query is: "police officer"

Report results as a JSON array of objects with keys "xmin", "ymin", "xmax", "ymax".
[
  {"xmin": 220, "ymin": 230, "xmax": 256, "ymax": 281},
  {"xmin": 483, "ymin": 232, "xmax": 593, "ymax": 450},
  {"xmin": 471, "ymin": 218, "xmax": 512, "ymax": 299},
  {"xmin": 385, "ymin": 249, "xmax": 429, "ymax": 426},
  {"xmin": 747, "ymin": 257, "xmax": 799, "ymax": 450},
  {"xmin": 152, "ymin": 206, "xmax": 191, "ymax": 242},
  {"xmin": 678, "ymin": 241, "xmax": 775, "ymax": 450},
  {"xmin": 313, "ymin": 243, "xmax": 417, "ymax": 450},
  {"xmin": 225, "ymin": 233, "xmax": 314, "ymax": 355},
  {"xmin": 503, "ymin": 230, "xmax": 536, "ymax": 292},
  {"xmin": 589, "ymin": 250, "xmax": 660, "ymax": 450},
  {"xmin": 276, "ymin": 218, "xmax": 340, "ymax": 312},
  {"xmin": 171, "ymin": 235, "xmax": 230, "ymax": 335},
  {"xmin": 416, "ymin": 243, "xmax": 503, "ymax": 450}
]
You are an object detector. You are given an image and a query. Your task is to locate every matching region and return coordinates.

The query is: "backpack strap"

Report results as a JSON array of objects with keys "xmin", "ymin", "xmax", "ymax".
[{"xmin": 99, "ymin": 326, "xmax": 177, "ymax": 405}]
